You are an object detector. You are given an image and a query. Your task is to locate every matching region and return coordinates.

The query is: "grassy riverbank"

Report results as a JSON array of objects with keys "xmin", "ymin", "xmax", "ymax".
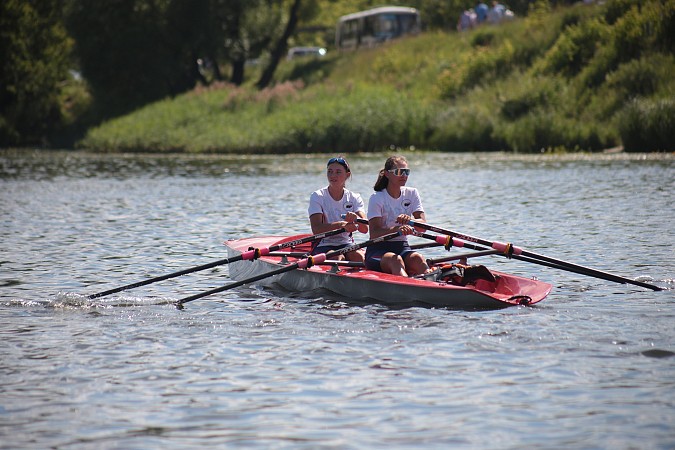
[{"xmin": 80, "ymin": 1, "xmax": 674, "ymax": 153}]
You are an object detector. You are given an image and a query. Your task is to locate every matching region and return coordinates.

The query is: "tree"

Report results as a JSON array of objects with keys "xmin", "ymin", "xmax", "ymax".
[
  {"xmin": 222, "ymin": 0, "xmax": 280, "ymax": 86},
  {"xmin": 65, "ymin": 0, "xmax": 190, "ymax": 117},
  {"xmin": 64, "ymin": 0, "xmax": 290, "ymax": 114},
  {"xmin": 59, "ymin": 0, "xmax": 321, "ymax": 126},
  {"xmin": 219, "ymin": 0, "xmax": 319, "ymax": 87},
  {"xmin": 164, "ymin": 0, "xmax": 225, "ymax": 86},
  {"xmin": 1, "ymin": 0, "xmax": 73, "ymax": 147},
  {"xmin": 257, "ymin": 0, "xmax": 303, "ymax": 89}
]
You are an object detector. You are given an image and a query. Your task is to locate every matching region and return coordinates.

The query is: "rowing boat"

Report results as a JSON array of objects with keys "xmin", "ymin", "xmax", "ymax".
[
  {"xmin": 225, "ymin": 234, "xmax": 552, "ymax": 309},
  {"xmin": 89, "ymin": 222, "xmax": 660, "ymax": 307}
]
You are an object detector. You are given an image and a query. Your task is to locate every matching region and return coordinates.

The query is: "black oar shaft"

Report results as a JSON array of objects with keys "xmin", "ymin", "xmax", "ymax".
[
  {"xmin": 418, "ymin": 230, "xmax": 659, "ymax": 289},
  {"xmin": 518, "ymin": 251, "xmax": 661, "ymax": 290},
  {"xmin": 428, "ymin": 249, "xmax": 501, "ymax": 264},
  {"xmin": 410, "ymin": 242, "xmax": 442, "ymax": 250},
  {"xmin": 416, "ymin": 232, "xmax": 487, "ymax": 252},
  {"xmin": 88, "ymin": 228, "xmax": 347, "ymax": 299},
  {"xmin": 176, "ymin": 231, "xmax": 401, "ymax": 307},
  {"xmin": 411, "ymin": 221, "xmax": 662, "ymax": 291},
  {"xmin": 176, "ymin": 263, "xmax": 296, "ymax": 304},
  {"xmin": 88, "ymin": 256, "xmax": 241, "ymax": 299},
  {"xmin": 511, "ymin": 254, "xmax": 661, "ymax": 290}
]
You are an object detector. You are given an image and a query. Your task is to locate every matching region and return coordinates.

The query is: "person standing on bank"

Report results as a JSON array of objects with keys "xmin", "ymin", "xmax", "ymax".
[
  {"xmin": 365, "ymin": 156, "xmax": 430, "ymax": 277},
  {"xmin": 308, "ymin": 156, "xmax": 368, "ymax": 261}
]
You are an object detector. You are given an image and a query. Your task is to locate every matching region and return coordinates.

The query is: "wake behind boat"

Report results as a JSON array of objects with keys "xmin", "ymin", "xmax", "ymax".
[{"xmin": 225, "ymin": 234, "xmax": 553, "ymax": 309}]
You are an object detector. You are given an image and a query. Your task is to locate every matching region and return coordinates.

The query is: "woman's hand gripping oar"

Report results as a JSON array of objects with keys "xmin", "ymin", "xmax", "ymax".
[
  {"xmin": 175, "ymin": 231, "xmax": 402, "ymax": 309},
  {"xmin": 406, "ymin": 220, "xmax": 663, "ymax": 291},
  {"xmin": 88, "ymin": 229, "xmax": 347, "ymax": 299},
  {"xmin": 352, "ymin": 218, "xmax": 601, "ymax": 288},
  {"xmin": 351, "ymin": 217, "xmax": 494, "ymax": 255}
]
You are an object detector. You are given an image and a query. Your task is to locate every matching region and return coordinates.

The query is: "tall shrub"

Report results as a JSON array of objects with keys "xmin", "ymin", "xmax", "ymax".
[{"xmin": 618, "ymin": 98, "xmax": 675, "ymax": 152}]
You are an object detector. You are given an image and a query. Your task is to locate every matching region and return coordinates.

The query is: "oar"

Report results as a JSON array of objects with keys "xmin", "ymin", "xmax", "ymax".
[
  {"xmin": 267, "ymin": 252, "xmax": 365, "ymax": 267},
  {"xmin": 416, "ymin": 231, "xmax": 493, "ymax": 252},
  {"xmin": 411, "ymin": 242, "xmax": 443, "ymax": 250},
  {"xmin": 175, "ymin": 231, "xmax": 402, "ymax": 308},
  {"xmin": 88, "ymin": 228, "xmax": 347, "ymax": 299},
  {"xmin": 415, "ymin": 231, "xmax": 616, "ymax": 279},
  {"xmin": 351, "ymin": 218, "xmax": 635, "ymax": 287},
  {"xmin": 354, "ymin": 217, "xmax": 578, "ymax": 272},
  {"xmin": 351, "ymin": 217, "xmax": 491, "ymax": 253},
  {"xmin": 408, "ymin": 220, "xmax": 663, "ymax": 291},
  {"xmin": 427, "ymin": 249, "xmax": 502, "ymax": 265}
]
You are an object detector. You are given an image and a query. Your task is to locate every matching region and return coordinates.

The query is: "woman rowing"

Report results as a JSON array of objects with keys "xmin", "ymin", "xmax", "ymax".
[
  {"xmin": 308, "ymin": 156, "xmax": 368, "ymax": 261},
  {"xmin": 365, "ymin": 155, "xmax": 430, "ymax": 277}
]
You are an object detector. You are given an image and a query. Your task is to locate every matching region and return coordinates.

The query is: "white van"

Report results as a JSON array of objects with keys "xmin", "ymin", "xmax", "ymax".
[{"xmin": 286, "ymin": 47, "xmax": 327, "ymax": 60}]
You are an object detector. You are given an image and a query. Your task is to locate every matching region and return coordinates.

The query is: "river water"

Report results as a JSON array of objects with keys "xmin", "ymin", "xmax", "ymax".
[{"xmin": 1, "ymin": 149, "xmax": 673, "ymax": 449}]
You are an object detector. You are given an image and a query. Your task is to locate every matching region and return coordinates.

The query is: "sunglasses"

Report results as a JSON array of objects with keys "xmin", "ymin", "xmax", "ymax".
[
  {"xmin": 328, "ymin": 157, "xmax": 346, "ymax": 165},
  {"xmin": 327, "ymin": 157, "xmax": 350, "ymax": 171},
  {"xmin": 387, "ymin": 168, "xmax": 411, "ymax": 176}
]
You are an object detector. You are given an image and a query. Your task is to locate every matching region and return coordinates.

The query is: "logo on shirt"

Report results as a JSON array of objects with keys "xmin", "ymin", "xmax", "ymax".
[
  {"xmin": 344, "ymin": 202, "xmax": 354, "ymax": 210},
  {"xmin": 403, "ymin": 200, "xmax": 412, "ymax": 208}
]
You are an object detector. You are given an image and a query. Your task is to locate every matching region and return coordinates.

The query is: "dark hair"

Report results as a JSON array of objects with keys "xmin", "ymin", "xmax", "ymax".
[{"xmin": 374, "ymin": 156, "xmax": 407, "ymax": 191}]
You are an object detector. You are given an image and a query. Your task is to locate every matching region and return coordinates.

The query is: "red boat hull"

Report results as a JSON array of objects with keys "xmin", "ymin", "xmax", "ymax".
[{"xmin": 225, "ymin": 235, "xmax": 552, "ymax": 309}]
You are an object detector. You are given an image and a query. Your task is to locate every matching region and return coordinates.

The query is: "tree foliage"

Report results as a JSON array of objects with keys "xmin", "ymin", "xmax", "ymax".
[
  {"xmin": 1, "ymin": 0, "xmax": 73, "ymax": 147},
  {"xmin": 64, "ymin": 0, "xmax": 315, "ymax": 118},
  {"xmin": 257, "ymin": 0, "xmax": 303, "ymax": 89},
  {"xmin": 66, "ymin": 0, "xmax": 190, "ymax": 117},
  {"xmin": 5, "ymin": 0, "xmax": 629, "ymax": 148}
]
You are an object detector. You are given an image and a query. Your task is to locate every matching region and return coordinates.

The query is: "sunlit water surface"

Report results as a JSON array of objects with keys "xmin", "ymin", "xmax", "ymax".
[{"xmin": 1, "ymin": 150, "xmax": 673, "ymax": 449}]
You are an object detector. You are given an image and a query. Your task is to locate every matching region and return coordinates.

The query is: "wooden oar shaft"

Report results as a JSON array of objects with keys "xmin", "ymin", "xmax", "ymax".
[
  {"xmin": 410, "ymin": 221, "xmax": 662, "ymax": 291},
  {"xmin": 176, "ymin": 231, "xmax": 401, "ymax": 307},
  {"xmin": 88, "ymin": 228, "xmax": 346, "ymax": 299}
]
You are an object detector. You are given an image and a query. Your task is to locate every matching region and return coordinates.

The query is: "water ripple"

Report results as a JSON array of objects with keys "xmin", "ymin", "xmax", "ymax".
[{"xmin": 1, "ymin": 150, "xmax": 674, "ymax": 449}]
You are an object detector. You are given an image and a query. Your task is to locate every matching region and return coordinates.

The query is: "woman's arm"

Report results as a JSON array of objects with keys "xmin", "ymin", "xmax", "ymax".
[
  {"xmin": 346, "ymin": 211, "xmax": 368, "ymax": 234},
  {"xmin": 310, "ymin": 213, "xmax": 356, "ymax": 234},
  {"xmin": 392, "ymin": 211, "xmax": 425, "ymax": 235},
  {"xmin": 412, "ymin": 211, "xmax": 426, "ymax": 232}
]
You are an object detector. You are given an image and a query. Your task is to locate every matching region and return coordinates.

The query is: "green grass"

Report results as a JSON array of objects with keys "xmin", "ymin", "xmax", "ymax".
[{"xmin": 80, "ymin": 0, "xmax": 675, "ymax": 153}]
